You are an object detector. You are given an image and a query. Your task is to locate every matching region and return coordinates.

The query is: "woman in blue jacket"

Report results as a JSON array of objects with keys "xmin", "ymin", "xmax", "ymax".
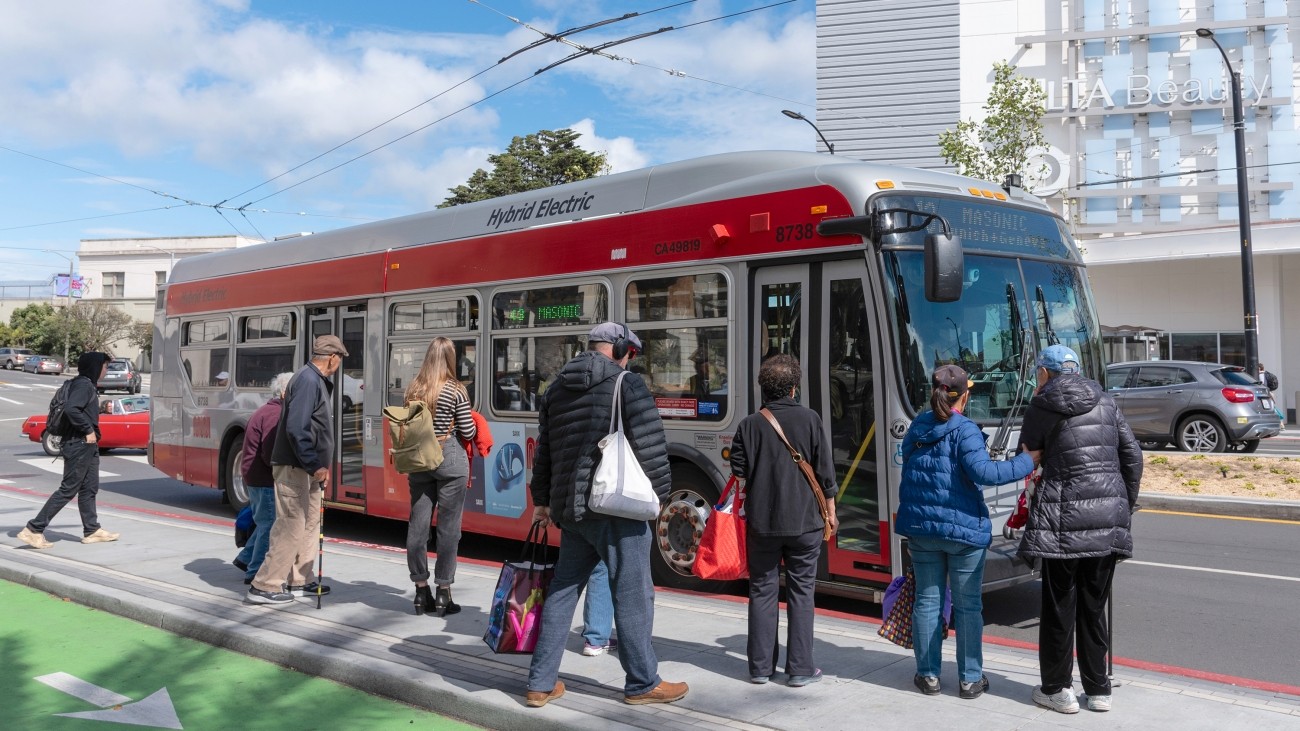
[{"xmin": 896, "ymin": 365, "xmax": 1038, "ymax": 700}]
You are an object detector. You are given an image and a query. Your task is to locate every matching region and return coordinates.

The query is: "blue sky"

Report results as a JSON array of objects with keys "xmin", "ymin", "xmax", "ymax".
[{"xmin": 0, "ymin": 0, "xmax": 817, "ymax": 281}]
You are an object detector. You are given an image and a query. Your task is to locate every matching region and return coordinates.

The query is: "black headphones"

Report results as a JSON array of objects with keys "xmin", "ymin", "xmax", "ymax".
[
  {"xmin": 611, "ymin": 321, "xmax": 631, "ymax": 360},
  {"xmin": 494, "ymin": 442, "xmax": 525, "ymax": 490}
]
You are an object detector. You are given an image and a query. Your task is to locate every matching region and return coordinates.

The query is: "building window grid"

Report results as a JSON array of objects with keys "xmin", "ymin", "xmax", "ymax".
[{"xmin": 102, "ymin": 272, "xmax": 125, "ymax": 298}]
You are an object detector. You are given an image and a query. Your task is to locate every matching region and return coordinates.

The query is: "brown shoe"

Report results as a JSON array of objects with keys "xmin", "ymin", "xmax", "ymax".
[
  {"xmin": 525, "ymin": 681, "xmax": 565, "ymax": 708},
  {"xmin": 17, "ymin": 527, "xmax": 53, "ymax": 549},
  {"xmin": 624, "ymin": 680, "xmax": 689, "ymax": 705}
]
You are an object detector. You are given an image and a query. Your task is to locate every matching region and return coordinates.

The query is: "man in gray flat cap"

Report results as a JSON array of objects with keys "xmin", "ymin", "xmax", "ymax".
[{"xmin": 248, "ymin": 334, "xmax": 348, "ymax": 605}]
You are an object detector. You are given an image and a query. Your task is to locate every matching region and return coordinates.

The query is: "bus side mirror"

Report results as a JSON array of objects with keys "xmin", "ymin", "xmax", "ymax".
[{"xmin": 924, "ymin": 232, "xmax": 963, "ymax": 303}]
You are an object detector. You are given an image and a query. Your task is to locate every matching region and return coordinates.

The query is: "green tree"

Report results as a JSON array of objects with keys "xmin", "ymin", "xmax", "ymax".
[
  {"xmin": 9, "ymin": 303, "xmax": 61, "ymax": 354},
  {"xmin": 65, "ymin": 301, "xmax": 134, "ymax": 354},
  {"xmin": 938, "ymin": 61, "xmax": 1048, "ymax": 189},
  {"xmin": 440, "ymin": 128, "xmax": 610, "ymax": 207},
  {"xmin": 127, "ymin": 320, "xmax": 154, "ymax": 362}
]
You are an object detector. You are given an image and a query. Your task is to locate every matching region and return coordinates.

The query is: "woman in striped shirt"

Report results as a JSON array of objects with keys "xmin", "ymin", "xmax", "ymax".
[{"xmin": 404, "ymin": 336, "xmax": 477, "ymax": 617}]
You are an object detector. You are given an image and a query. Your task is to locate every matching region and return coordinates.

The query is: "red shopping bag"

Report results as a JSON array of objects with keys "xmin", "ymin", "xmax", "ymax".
[{"xmin": 692, "ymin": 476, "xmax": 748, "ymax": 581}]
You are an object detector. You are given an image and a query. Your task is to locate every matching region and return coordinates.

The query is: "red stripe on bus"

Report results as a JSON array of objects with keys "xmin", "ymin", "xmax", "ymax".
[{"xmin": 165, "ymin": 186, "xmax": 854, "ymax": 316}]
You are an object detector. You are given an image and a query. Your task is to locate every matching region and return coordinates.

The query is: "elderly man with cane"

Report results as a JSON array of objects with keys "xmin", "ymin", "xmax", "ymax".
[{"xmin": 247, "ymin": 335, "xmax": 348, "ymax": 606}]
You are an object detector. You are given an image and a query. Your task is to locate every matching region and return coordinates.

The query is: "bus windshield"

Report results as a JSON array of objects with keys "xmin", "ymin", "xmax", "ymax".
[{"xmin": 876, "ymin": 197, "xmax": 1103, "ymax": 421}]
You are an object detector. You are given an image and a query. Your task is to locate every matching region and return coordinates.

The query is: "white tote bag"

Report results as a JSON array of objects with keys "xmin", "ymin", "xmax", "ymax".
[{"xmin": 590, "ymin": 371, "xmax": 661, "ymax": 521}]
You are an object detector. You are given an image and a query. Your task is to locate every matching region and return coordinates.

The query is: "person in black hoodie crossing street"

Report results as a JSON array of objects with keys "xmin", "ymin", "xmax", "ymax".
[
  {"xmin": 1018, "ymin": 344, "xmax": 1142, "ymax": 715},
  {"xmin": 17, "ymin": 352, "xmax": 119, "ymax": 549}
]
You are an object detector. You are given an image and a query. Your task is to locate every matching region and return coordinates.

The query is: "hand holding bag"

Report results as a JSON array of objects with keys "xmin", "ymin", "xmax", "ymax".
[
  {"xmin": 692, "ymin": 476, "xmax": 748, "ymax": 580},
  {"xmin": 483, "ymin": 521, "xmax": 554, "ymax": 654},
  {"xmin": 589, "ymin": 371, "xmax": 661, "ymax": 521}
]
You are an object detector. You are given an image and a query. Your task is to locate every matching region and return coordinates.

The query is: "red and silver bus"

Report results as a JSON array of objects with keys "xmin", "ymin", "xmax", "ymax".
[{"xmin": 150, "ymin": 150, "xmax": 1104, "ymax": 597}]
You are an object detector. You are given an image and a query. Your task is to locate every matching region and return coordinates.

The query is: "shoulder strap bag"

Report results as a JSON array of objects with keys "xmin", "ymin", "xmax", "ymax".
[
  {"xmin": 759, "ymin": 408, "xmax": 833, "ymax": 542},
  {"xmin": 589, "ymin": 371, "xmax": 661, "ymax": 521}
]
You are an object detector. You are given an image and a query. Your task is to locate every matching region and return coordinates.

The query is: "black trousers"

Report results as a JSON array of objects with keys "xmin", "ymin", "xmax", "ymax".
[
  {"xmin": 746, "ymin": 529, "xmax": 822, "ymax": 678},
  {"xmin": 28, "ymin": 438, "xmax": 101, "ymax": 537},
  {"xmin": 1039, "ymin": 555, "xmax": 1116, "ymax": 696}
]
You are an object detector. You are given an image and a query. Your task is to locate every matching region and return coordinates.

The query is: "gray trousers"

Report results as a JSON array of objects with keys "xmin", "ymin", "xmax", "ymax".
[{"xmin": 406, "ymin": 444, "xmax": 469, "ymax": 585}]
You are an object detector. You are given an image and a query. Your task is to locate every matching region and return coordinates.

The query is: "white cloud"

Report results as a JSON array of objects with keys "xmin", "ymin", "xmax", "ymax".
[{"xmin": 566, "ymin": 119, "xmax": 647, "ymax": 173}]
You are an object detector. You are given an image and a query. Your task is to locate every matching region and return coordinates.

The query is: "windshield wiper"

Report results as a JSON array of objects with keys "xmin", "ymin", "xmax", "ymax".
[
  {"xmin": 988, "ymin": 329, "xmax": 1034, "ymax": 458},
  {"xmin": 1036, "ymin": 285, "xmax": 1060, "ymax": 346}
]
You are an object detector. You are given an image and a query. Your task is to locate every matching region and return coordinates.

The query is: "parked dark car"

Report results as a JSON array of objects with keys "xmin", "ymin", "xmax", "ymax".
[
  {"xmin": 1106, "ymin": 360, "xmax": 1282, "ymax": 453},
  {"xmin": 99, "ymin": 358, "xmax": 142, "ymax": 394},
  {"xmin": 21, "ymin": 355, "xmax": 64, "ymax": 375},
  {"xmin": 0, "ymin": 347, "xmax": 35, "ymax": 370}
]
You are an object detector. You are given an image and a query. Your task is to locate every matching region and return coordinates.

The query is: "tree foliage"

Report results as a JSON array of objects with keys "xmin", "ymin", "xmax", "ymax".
[
  {"xmin": 8, "ymin": 303, "xmax": 62, "ymax": 354},
  {"xmin": 938, "ymin": 61, "xmax": 1048, "ymax": 189},
  {"xmin": 127, "ymin": 320, "xmax": 154, "ymax": 361},
  {"xmin": 440, "ymin": 128, "xmax": 610, "ymax": 207},
  {"xmin": 65, "ymin": 300, "xmax": 135, "ymax": 354}
]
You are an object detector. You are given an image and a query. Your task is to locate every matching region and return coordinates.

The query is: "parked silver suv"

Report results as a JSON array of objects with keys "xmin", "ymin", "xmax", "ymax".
[
  {"xmin": 1106, "ymin": 360, "xmax": 1282, "ymax": 453},
  {"xmin": 0, "ymin": 347, "xmax": 35, "ymax": 370}
]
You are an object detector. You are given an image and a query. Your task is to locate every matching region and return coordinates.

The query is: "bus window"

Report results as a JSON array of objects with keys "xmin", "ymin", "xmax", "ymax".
[
  {"xmin": 389, "ymin": 339, "xmax": 479, "ymax": 408},
  {"xmin": 181, "ymin": 317, "xmax": 231, "ymax": 389},
  {"xmin": 492, "ymin": 284, "xmax": 608, "ymax": 329},
  {"xmin": 632, "ymin": 325, "xmax": 728, "ymax": 421},
  {"xmin": 759, "ymin": 283, "xmax": 801, "ymax": 360},
  {"xmin": 236, "ymin": 312, "xmax": 297, "ymax": 388},
  {"xmin": 626, "ymin": 273, "xmax": 727, "ymax": 321},
  {"xmin": 491, "ymin": 334, "xmax": 585, "ymax": 412}
]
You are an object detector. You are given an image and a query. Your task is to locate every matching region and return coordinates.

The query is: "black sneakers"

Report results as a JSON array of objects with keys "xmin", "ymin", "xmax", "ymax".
[
  {"xmin": 914, "ymin": 674, "xmax": 941, "ymax": 695},
  {"xmin": 959, "ymin": 676, "xmax": 990, "ymax": 699},
  {"xmin": 287, "ymin": 582, "xmax": 331, "ymax": 597},
  {"xmin": 246, "ymin": 587, "xmax": 293, "ymax": 605}
]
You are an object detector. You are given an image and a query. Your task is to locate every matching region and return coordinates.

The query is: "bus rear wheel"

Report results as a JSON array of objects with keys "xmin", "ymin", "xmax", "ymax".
[
  {"xmin": 650, "ymin": 467, "xmax": 738, "ymax": 593},
  {"xmin": 222, "ymin": 441, "xmax": 250, "ymax": 511}
]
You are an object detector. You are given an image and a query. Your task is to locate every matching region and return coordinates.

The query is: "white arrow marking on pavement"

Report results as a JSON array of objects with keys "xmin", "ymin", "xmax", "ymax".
[
  {"xmin": 35, "ymin": 673, "xmax": 183, "ymax": 729},
  {"xmin": 20, "ymin": 458, "xmax": 118, "ymax": 478}
]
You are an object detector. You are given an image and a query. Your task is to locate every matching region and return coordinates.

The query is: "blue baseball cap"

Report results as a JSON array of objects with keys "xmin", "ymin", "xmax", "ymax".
[{"xmin": 1036, "ymin": 344, "xmax": 1080, "ymax": 374}]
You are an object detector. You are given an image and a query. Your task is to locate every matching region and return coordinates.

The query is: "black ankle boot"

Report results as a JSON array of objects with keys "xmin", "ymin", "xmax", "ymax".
[
  {"xmin": 434, "ymin": 586, "xmax": 461, "ymax": 617},
  {"xmin": 414, "ymin": 585, "xmax": 435, "ymax": 616}
]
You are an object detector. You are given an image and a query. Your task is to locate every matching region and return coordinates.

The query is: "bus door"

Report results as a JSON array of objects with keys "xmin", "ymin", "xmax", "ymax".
[
  {"xmin": 817, "ymin": 260, "xmax": 888, "ymax": 583},
  {"xmin": 753, "ymin": 261, "xmax": 886, "ymax": 584},
  {"xmin": 308, "ymin": 304, "xmax": 367, "ymax": 508}
]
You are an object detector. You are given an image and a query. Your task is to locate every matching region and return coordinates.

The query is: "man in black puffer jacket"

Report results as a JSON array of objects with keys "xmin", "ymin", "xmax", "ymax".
[
  {"xmin": 1018, "ymin": 344, "xmax": 1142, "ymax": 715},
  {"xmin": 526, "ymin": 322, "xmax": 687, "ymax": 709}
]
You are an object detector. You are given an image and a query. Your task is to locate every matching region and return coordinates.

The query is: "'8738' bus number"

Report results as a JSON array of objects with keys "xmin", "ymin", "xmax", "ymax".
[{"xmin": 775, "ymin": 223, "xmax": 815, "ymax": 242}]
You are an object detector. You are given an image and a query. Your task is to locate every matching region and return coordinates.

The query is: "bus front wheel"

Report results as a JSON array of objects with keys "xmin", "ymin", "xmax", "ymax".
[
  {"xmin": 221, "ymin": 441, "xmax": 250, "ymax": 512},
  {"xmin": 650, "ymin": 467, "xmax": 737, "ymax": 593}
]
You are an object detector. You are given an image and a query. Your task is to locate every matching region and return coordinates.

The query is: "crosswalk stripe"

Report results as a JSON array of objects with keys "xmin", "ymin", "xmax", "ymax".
[{"xmin": 20, "ymin": 458, "xmax": 119, "ymax": 478}]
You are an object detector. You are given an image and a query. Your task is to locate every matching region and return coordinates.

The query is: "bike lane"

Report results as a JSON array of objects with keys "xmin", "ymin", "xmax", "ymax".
[{"xmin": 0, "ymin": 579, "xmax": 480, "ymax": 731}]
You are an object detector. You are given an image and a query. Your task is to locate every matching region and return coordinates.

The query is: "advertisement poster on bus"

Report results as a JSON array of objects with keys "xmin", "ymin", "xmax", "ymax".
[{"xmin": 485, "ymin": 423, "xmax": 528, "ymax": 518}]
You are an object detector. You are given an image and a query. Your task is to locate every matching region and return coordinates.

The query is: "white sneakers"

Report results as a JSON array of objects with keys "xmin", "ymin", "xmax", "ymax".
[
  {"xmin": 1084, "ymin": 693, "xmax": 1112, "ymax": 712},
  {"xmin": 81, "ymin": 528, "xmax": 121, "ymax": 544},
  {"xmin": 1033, "ymin": 686, "xmax": 1081, "ymax": 714},
  {"xmin": 17, "ymin": 527, "xmax": 53, "ymax": 549}
]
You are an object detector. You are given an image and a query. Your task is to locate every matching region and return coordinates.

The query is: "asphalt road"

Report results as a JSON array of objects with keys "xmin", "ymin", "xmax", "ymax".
[{"xmin": 3, "ymin": 367, "xmax": 1298, "ymax": 689}]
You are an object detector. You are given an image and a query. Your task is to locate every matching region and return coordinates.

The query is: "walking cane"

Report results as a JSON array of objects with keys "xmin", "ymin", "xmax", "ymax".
[
  {"xmin": 1106, "ymin": 558, "xmax": 1121, "ymax": 687},
  {"xmin": 315, "ymin": 482, "xmax": 326, "ymax": 610}
]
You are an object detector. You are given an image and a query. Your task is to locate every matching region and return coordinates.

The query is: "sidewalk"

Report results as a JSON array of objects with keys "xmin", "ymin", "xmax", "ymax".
[{"xmin": 3, "ymin": 489, "xmax": 1299, "ymax": 731}]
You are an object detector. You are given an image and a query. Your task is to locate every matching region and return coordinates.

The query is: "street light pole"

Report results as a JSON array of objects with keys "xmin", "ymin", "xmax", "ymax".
[
  {"xmin": 781, "ymin": 110, "xmax": 835, "ymax": 154},
  {"xmin": 1196, "ymin": 28, "xmax": 1258, "ymax": 374},
  {"xmin": 43, "ymin": 249, "xmax": 75, "ymax": 367},
  {"xmin": 136, "ymin": 243, "xmax": 176, "ymax": 280}
]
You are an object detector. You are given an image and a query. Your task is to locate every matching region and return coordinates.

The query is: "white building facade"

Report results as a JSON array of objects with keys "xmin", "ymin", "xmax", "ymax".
[
  {"xmin": 76, "ymin": 235, "xmax": 260, "ymax": 366},
  {"xmin": 816, "ymin": 0, "xmax": 1300, "ymax": 421}
]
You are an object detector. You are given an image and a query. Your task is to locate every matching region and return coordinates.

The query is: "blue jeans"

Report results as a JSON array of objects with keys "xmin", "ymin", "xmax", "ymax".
[
  {"xmin": 235, "ymin": 486, "xmax": 276, "ymax": 580},
  {"xmin": 909, "ymin": 535, "xmax": 987, "ymax": 683},
  {"xmin": 527, "ymin": 518, "xmax": 660, "ymax": 696},
  {"xmin": 582, "ymin": 559, "xmax": 613, "ymax": 647}
]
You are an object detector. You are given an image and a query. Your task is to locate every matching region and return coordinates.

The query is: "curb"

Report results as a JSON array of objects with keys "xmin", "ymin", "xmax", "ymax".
[{"xmin": 1140, "ymin": 492, "xmax": 1300, "ymax": 521}]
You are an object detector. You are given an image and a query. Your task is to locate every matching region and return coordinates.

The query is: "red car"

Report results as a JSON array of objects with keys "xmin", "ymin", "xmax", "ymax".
[{"xmin": 21, "ymin": 395, "xmax": 151, "ymax": 457}]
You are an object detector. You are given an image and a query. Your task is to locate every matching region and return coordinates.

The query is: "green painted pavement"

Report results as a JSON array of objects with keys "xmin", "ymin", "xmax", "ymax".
[{"xmin": 0, "ymin": 579, "xmax": 481, "ymax": 730}]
